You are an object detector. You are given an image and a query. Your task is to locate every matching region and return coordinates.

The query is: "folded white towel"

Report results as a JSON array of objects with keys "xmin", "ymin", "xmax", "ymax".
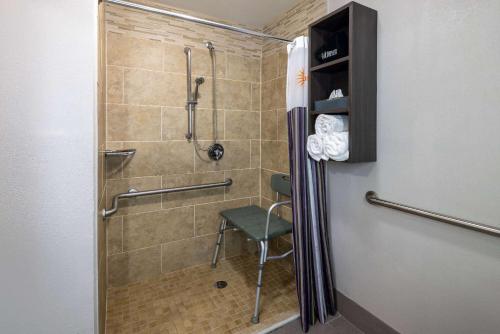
[
  {"xmin": 307, "ymin": 134, "xmax": 326, "ymax": 161},
  {"xmin": 323, "ymin": 132, "xmax": 349, "ymax": 161},
  {"xmin": 315, "ymin": 115, "xmax": 348, "ymax": 136}
]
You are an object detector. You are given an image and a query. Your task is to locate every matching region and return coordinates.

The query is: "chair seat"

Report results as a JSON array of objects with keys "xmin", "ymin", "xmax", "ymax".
[{"xmin": 220, "ymin": 205, "xmax": 292, "ymax": 241}]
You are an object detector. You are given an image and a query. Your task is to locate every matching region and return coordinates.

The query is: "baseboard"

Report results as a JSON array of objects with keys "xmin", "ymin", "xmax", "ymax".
[{"xmin": 336, "ymin": 290, "xmax": 400, "ymax": 334}]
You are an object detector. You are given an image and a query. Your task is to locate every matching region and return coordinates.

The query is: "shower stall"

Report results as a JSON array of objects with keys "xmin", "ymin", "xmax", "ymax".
[{"xmin": 99, "ymin": 0, "xmax": 326, "ymax": 332}]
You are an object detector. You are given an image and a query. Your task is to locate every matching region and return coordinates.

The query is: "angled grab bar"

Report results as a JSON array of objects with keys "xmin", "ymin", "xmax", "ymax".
[
  {"xmin": 365, "ymin": 191, "xmax": 500, "ymax": 237},
  {"xmin": 103, "ymin": 179, "xmax": 233, "ymax": 218}
]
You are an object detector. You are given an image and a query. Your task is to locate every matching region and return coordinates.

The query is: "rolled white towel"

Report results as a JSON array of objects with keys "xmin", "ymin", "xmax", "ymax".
[
  {"xmin": 307, "ymin": 134, "xmax": 326, "ymax": 161},
  {"xmin": 315, "ymin": 115, "xmax": 348, "ymax": 135},
  {"xmin": 323, "ymin": 132, "xmax": 349, "ymax": 161},
  {"xmin": 331, "ymin": 150, "xmax": 349, "ymax": 162}
]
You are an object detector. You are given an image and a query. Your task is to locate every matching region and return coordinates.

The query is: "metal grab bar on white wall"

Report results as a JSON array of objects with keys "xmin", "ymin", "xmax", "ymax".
[
  {"xmin": 103, "ymin": 179, "xmax": 233, "ymax": 218},
  {"xmin": 365, "ymin": 191, "xmax": 500, "ymax": 238}
]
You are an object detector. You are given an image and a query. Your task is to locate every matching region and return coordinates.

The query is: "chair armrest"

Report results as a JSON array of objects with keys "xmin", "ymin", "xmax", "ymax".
[{"xmin": 265, "ymin": 200, "xmax": 292, "ymax": 240}]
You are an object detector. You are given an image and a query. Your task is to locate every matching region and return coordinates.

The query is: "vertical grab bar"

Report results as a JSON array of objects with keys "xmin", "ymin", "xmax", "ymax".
[{"xmin": 184, "ymin": 47, "xmax": 194, "ymax": 140}]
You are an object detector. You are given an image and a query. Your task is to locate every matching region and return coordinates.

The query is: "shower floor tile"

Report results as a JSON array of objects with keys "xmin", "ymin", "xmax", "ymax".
[{"xmin": 106, "ymin": 255, "xmax": 298, "ymax": 334}]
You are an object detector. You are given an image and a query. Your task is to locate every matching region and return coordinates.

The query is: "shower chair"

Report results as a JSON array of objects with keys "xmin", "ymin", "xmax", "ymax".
[{"xmin": 211, "ymin": 173, "xmax": 293, "ymax": 324}]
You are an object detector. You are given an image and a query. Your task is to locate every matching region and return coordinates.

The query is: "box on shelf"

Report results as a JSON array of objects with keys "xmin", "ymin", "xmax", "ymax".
[{"xmin": 314, "ymin": 97, "xmax": 349, "ymax": 112}]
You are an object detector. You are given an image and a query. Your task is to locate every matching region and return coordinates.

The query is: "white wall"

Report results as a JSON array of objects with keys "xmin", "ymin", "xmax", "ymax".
[
  {"xmin": 326, "ymin": 0, "xmax": 500, "ymax": 333},
  {"xmin": 0, "ymin": 1, "xmax": 98, "ymax": 333}
]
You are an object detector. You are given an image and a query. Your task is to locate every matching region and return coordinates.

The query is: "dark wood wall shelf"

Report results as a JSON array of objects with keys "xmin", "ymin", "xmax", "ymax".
[{"xmin": 308, "ymin": 2, "xmax": 377, "ymax": 163}]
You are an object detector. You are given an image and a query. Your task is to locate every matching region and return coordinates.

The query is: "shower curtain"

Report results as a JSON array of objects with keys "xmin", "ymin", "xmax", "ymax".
[{"xmin": 287, "ymin": 36, "xmax": 336, "ymax": 332}]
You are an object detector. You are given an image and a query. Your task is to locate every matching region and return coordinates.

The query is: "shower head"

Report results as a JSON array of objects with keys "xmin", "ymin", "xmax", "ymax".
[
  {"xmin": 195, "ymin": 77, "xmax": 205, "ymax": 85},
  {"xmin": 206, "ymin": 41, "xmax": 215, "ymax": 50}
]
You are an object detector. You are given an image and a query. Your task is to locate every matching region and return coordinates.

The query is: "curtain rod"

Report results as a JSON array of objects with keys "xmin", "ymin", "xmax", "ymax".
[{"xmin": 105, "ymin": 0, "xmax": 293, "ymax": 43}]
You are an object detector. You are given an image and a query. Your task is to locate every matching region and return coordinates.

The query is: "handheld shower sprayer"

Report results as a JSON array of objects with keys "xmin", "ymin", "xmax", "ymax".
[{"xmin": 194, "ymin": 77, "xmax": 204, "ymax": 100}]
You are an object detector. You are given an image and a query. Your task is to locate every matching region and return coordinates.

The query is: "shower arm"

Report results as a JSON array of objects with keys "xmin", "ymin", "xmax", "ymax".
[{"xmin": 185, "ymin": 47, "xmax": 196, "ymax": 140}]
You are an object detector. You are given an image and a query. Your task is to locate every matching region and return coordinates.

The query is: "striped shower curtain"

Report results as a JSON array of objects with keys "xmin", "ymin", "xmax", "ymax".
[{"xmin": 287, "ymin": 37, "xmax": 336, "ymax": 332}]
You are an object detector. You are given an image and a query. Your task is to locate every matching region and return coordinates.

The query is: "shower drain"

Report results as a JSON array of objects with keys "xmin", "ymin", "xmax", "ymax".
[{"xmin": 214, "ymin": 280, "xmax": 227, "ymax": 289}]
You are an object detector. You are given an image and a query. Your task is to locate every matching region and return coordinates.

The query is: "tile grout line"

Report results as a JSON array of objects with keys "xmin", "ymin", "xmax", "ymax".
[
  {"xmin": 160, "ymin": 243, "xmax": 163, "ymax": 274},
  {"xmin": 106, "ymin": 64, "xmax": 261, "ymax": 84},
  {"xmin": 121, "ymin": 67, "xmax": 125, "ymax": 104},
  {"xmin": 106, "ymin": 101, "xmax": 259, "ymax": 114},
  {"xmin": 259, "ymin": 47, "xmax": 263, "ymax": 208},
  {"xmin": 160, "ymin": 106, "xmax": 163, "ymax": 141}
]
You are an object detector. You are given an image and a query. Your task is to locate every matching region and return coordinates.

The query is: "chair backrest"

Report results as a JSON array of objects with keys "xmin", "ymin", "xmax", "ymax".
[{"xmin": 271, "ymin": 174, "xmax": 291, "ymax": 197}]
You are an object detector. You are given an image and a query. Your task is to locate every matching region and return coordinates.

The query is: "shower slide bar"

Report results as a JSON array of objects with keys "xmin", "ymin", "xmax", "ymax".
[
  {"xmin": 365, "ymin": 191, "xmax": 500, "ymax": 238},
  {"xmin": 103, "ymin": 179, "xmax": 233, "ymax": 218},
  {"xmin": 104, "ymin": 0, "xmax": 293, "ymax": 43}
]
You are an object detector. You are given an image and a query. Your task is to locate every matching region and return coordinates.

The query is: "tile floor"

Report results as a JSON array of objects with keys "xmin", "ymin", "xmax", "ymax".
[{"xmin": 106, "ymin": 255, "xmax": 298, "ymax": 334}]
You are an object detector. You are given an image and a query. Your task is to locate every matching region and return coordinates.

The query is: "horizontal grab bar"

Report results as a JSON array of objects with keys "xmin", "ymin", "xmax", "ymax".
[
  {"xmin": 365, "ymin": 191, "xmax": 500, "ymax": 238},
  {"xmin": 103, "ymin": 179, "xmax": 233, "ymax": 218}
]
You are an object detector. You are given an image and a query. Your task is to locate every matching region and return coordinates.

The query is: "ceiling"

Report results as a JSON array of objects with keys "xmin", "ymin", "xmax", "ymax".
[{"xmin": 151, "ymin": 0, "xmax": 301, "ymax": 28}]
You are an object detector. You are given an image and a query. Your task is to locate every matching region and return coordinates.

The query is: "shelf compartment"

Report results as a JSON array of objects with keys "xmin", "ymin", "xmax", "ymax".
[
  {"xmin": 310, "ymin": 60, "xmax": 349, "ymax": 106},
  {"xmin": 309, "ymin": 7, "xmax": 350, "ymax": 69},
  {"xmin": 310, "ymin": 56, "xmax": 349, "ymax": 72}
]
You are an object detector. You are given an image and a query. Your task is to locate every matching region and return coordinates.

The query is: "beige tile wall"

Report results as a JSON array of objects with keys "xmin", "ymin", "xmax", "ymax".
[
  {"xmin": 104, "ymin": 1, "xmax": 263, "ymax": 287},
  {"xmin": 260, "ymin": 0, "xmax": 327, "ymax": 263}
]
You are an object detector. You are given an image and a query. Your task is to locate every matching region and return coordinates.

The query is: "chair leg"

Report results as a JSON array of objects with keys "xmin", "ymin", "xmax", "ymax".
[
  {"xmin": 251, "ymin": 240, "xmax": 268, "ymax": 324},
  {"xmin": 211, "ymin": 218, "xmax": 227, "ymax": 269}
]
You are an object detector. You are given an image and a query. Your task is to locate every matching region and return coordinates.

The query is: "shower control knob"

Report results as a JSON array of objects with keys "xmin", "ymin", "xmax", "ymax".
[{"xmin": 208, "ymin": 143, "xmax": 224, "ymax": 161}]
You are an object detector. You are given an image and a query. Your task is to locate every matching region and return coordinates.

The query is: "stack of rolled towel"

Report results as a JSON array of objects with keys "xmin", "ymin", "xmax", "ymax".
[{"xmin": 307, "ymin": 114, "xmax": 349, "ymax": 161}]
